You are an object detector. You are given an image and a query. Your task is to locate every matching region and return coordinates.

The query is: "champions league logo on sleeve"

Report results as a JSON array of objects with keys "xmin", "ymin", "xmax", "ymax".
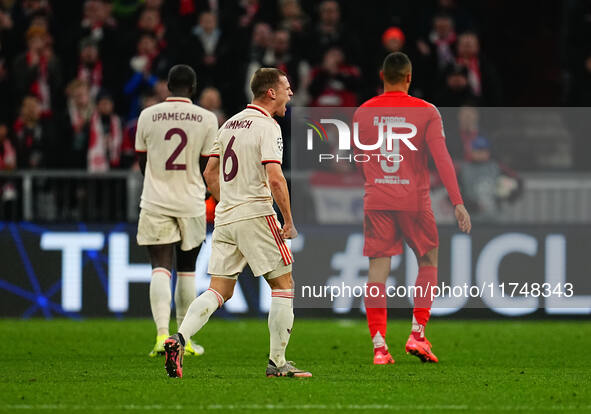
[
  {"xmin": 276, "ymin": 136, "xmax": 283, "ymax": 155},
  {"xmin": 304, "ymin": 114, "xmax": 417, "ymax": 164}
]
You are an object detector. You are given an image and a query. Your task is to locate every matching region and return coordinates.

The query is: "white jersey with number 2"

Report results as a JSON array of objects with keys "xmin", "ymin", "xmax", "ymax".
[{"xmin": 135, "ymin": 97, "xmax": 218, "ymax": 217}]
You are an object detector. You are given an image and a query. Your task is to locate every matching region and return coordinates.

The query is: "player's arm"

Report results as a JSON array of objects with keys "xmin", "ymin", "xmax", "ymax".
[
  {"xmin": 199, "ymin": 156, "xmax": 209, "ymax": 176},
  {"xmin": 202, "ymin": 119, "xmax": 222, "ymax": 200},
  {"xmin": 426, "ymin": 108, "xmax": 471, "ymax": 234},
  {"xmin": 200, "ymin": 114, "xmax": 220, "ymax": 177},
  {"xmin": 203, "ymin": 156, "xmax": 220, "ymax": 201},
  {"xmin": 266, "ymin": 163, "xmax": 297, "ymax": 239},
  {"xmin": 135, "ymin": 110, "xmax": 148, "ymax": 176},
  {"xmin": 138, "ymin": 153, "xmax": 147, "ymax": 176}
]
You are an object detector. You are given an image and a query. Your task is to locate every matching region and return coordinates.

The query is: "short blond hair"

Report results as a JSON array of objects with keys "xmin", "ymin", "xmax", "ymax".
[{"xmin": 250, "ymin": 68, "xmax": 287, "ymax": 99}]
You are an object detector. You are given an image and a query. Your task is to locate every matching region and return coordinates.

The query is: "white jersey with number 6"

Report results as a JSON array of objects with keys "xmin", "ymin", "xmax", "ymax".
[
  {"xmin": 135, "ymin": 97, "xmax": 218, "ymax": 217},
  {"xmin": 211, "ymin": 104, "xmax": 283, "ymax": 226}
]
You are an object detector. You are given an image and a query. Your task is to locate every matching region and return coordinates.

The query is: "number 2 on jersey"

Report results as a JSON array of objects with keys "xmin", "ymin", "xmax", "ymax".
[
  {"xmin": 223, "ymin": 135, "xmax": 238, "ymax": 182},
  {"xmin": 164, "ymin": 128, "xmax": 187, "ymax": 170}
]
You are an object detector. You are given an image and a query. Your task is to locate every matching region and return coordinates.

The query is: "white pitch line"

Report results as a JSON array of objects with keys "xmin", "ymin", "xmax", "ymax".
[{"xmin": 3, "ymin": 404, "xmax": 591, "ymax": 411}]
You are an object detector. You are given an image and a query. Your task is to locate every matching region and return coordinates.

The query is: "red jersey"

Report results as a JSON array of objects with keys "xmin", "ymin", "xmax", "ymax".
[{"xmin": 354, "ymin": 91, "xmax": 463, "ymax": 211}]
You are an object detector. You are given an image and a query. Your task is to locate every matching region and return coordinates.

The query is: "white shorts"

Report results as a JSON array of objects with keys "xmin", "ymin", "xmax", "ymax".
[
  {"xmin": 136, "ymin": 209, "xmax": 206, "ymax": 251},
  {"xmin": 208, "ymin": 215, "xmax": 293, "ymax": 279}
]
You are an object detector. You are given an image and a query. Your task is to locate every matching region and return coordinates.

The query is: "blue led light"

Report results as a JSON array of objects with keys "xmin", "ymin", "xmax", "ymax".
[
  {"xmin": 0, "ymin": 222, "xmax": 126, "ymax": 319},
  {"xmin": 36, "ymin": 295, "xmax": 48, "ymax": 307}
]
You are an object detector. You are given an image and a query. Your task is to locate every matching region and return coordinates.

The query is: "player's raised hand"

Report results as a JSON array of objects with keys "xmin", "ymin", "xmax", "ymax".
[
  {"xmin": 280, "ymin": 222, "xmax": 298, "ymax": 239},
  {"xmin": 454, "ymin": 204, "xmax": 472, "ymax": 234}
]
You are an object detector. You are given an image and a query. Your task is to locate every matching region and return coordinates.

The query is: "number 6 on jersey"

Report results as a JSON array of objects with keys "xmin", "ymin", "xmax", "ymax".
[{"xmin": 223, "ymin": 135, "xmax": 238, "ymax": 181}]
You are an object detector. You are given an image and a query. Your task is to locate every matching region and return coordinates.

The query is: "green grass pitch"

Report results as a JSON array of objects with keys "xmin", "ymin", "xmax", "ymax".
[{"xmin": 0, "ymin": 318, "xmax": 590, "ymax": 413}]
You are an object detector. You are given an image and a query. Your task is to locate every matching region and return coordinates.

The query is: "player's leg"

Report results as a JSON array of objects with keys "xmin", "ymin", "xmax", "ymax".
[
  {"xmin": 266, "ymin": 271, "xmax": 294, "ymax": 369},
  {"xmin": 367, "ymin": 257, "xmax": 394, "ymax": 364},
  {"xmin": 413, "ymin": 247, "xmax": 438, "ymax": 341},
  {"xmin": 176, "ymin": 221, "xmax": 242, "ymax": 335},
  {"xmin": 175, "ymin": 244, "xmax": 204, "ymax": 356},
  {"xmin": 178, "ymin": 275, "xmax": 235, "ymax": 341},
  {"xmin": 137, "ymin": 209, "xmax": 181, "ymax": 356},
  {"xmin": 236, "ymin": 215, "xmax": 310, "ymax": 377},
  {"xmin": 175, "ymin": 244, "xmax": 200, "ymax": 328},
  {"xmin": 164, "ymin": 223, "xmax": 244, "ymax": 378},
  {"xmin": 397, "ymin": 210, "xmax": 439, "ymax": 362},
  {"xmin": 404, "ymin": 247, "xmax": 439, "ymax": 362},
  {"xmin": 363, "ymin": 211, "xmax": 401, "ymax": 364},
  {"xmin": 164, "ymin": 276, "xmax": 235, "ymax": 378},
  {"xmin": 264, "ymin": 270, "xmax": 311, "ymax": 378},
  {"xmin": 147, "ymin": 244, "xmax": 174, "ymax": 356}
]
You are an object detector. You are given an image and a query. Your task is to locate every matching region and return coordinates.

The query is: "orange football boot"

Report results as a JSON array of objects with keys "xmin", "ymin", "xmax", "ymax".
[
  {"xmin": 405, "ymin": 335, "xmax": 438, "ymax": 363},
  {"xmin": 373, "ymin": 350, "xmax": 395, "ymax": 365}
]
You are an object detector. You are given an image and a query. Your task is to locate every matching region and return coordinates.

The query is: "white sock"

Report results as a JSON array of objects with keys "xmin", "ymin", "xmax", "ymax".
[
  {"xmin": 412, "ymin": 315, "xmax": 425, "ymax": 338},
  {"xmin": 268, "ymin": 289, "xmax": 294, "ymax": 367},
  {"xmin": 175, "ymin": 272, "xmax": 196, "ymax": 328},
  {"xmin": 178, "ymin": 288, "xmax": 223, "ymax": 340},
  {"xmin": 149, "ymin": 267, "xmax": 172, "ymax": 336},
  {"xmin": 372, "ymin": 331, "xmax": 387, "ymax": 350}
]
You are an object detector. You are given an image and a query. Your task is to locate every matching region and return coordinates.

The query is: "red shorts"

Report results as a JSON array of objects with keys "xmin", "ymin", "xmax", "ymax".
[{"xmin": 363, "ymin": 209, "xmax": 439, "ymax": 258}]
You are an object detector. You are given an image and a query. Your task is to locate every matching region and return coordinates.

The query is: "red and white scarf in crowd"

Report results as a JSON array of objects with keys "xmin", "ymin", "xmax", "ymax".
[
  {"xmin": 12, "ymin": 117, "xmax": 41, "ymax": 150},
  {"xmin": 0, "ymin": 139, "xmax": 16, "ymax": 170},
  {"xmin": 87, "ymin": 111, "xmax": 122, "ymax": 172},
  {"xmin": 430, "ymin": 30, "xmax": 456, "ymax": 69},
  {"xmin": 457, "ymin": 56, "xmax": 482, "ymax": 96},
  {"xmin": 27, "ymin": 51, "xmax": 51, "ymax": 117},
  {"xmin": 77, "ymin": 61, "xmax": 103, "ymax": 99},
  {"xmin": 68, "ymin": 100, "xmax": 93, "ymax": 133},
  {"xmin": 154, "ymin": 23, "xmax": 168, "ymax": 50}
]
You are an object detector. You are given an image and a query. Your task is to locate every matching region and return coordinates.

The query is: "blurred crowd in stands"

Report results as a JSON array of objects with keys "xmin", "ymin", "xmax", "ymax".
[{"xmin": 0, "ymin": 0, "xmax": 588, "ymax": 175}]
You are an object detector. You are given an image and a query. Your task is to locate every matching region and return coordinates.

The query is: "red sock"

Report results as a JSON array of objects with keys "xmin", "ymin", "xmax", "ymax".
[
  {"xmin": 365, "ymin": 282, "xmax": 387, "ymax": 352},
  {"xmin": 374, "ymin": 345, "xmax": 388, "ymax": 355},
  {"xmin": 412, "ymin": 266, "xmax": 437, "ymax": 340}
]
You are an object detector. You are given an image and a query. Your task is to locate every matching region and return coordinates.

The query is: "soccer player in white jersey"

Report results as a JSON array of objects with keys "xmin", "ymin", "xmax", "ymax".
[
  {"xmin": 135, "ymin": 65, "xmax": 218, "ymax": 357},
  {"xmin": 163, "ymin": 68, "xmax": 311, "ymax": 379}
]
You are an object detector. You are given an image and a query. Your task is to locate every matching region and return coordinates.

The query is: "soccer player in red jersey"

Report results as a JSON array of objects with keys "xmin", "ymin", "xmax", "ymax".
[{"xmin": 355, "ymin": 52, "xmax": 471, "ymax": 364}]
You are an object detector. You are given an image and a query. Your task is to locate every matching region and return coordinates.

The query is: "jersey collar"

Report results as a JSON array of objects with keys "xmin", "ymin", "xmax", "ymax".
[
  {"xmin": 246, "ymin": 104, "xmax": 271, "ymax": 118},
  {"xmin": 383, "ymin": 91, "xmax": 408, "ymax": 96},
  {"xmin": 165, "ymin": 97, "xmax": 192, "ymax": 103}
]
